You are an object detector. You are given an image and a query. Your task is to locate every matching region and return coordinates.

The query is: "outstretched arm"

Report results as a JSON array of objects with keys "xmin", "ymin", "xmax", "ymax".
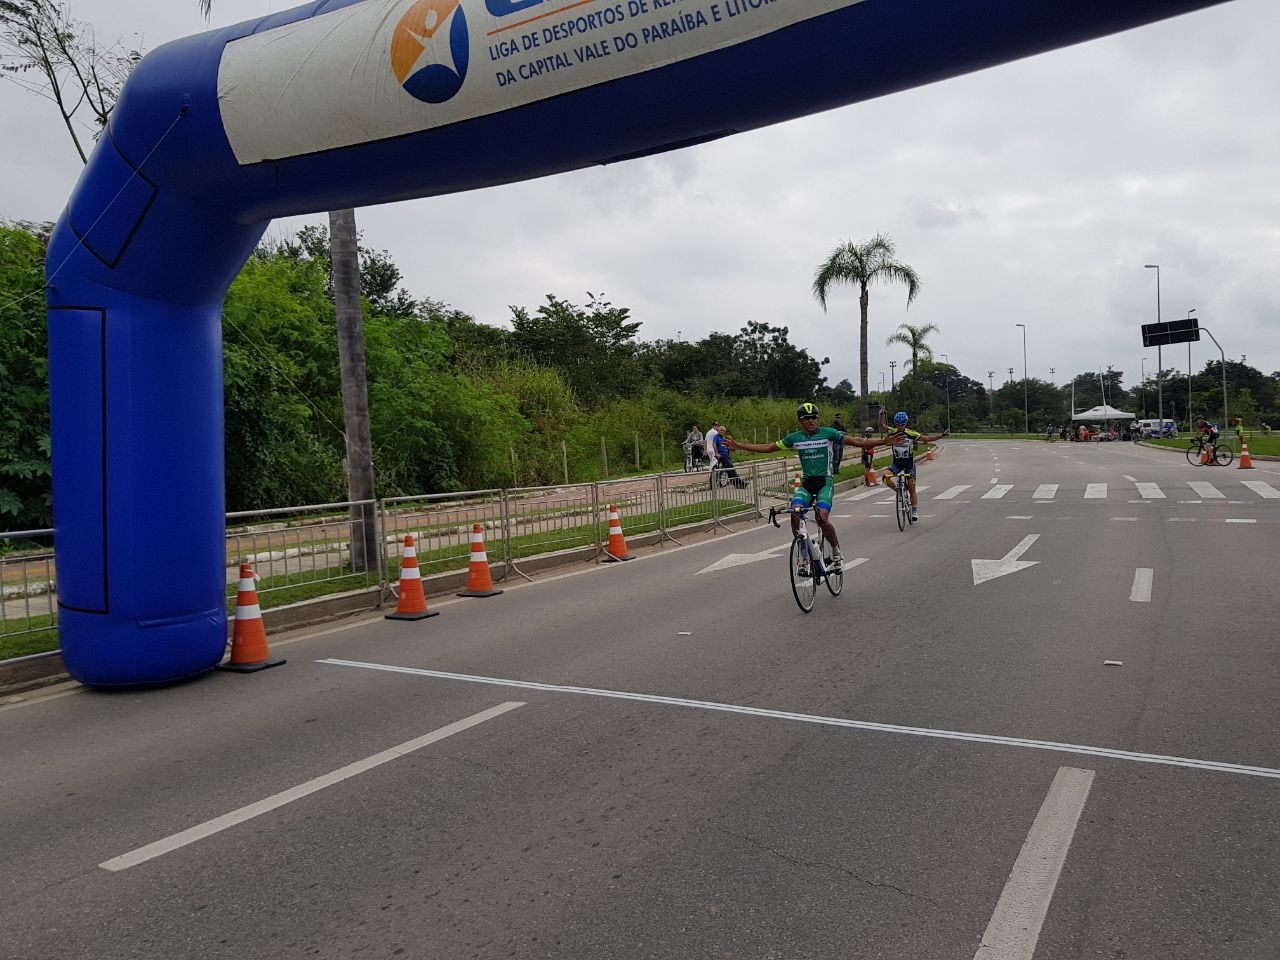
[
  {"xmin": 725, "ymin": 439, "xmax": 781, "ymax": 454},
  {"xmin": 919, "ymin": 430, "xmax": 949, "ymax": 443},
  {"xmin": 843, "ymin": 431, "xmax": 902, "ymax": 449}
]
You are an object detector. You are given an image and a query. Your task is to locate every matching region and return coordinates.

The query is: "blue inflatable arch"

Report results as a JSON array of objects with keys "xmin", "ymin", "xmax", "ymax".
[{"xmin": 47, "ymin": 0, "xmax": 1223, "ymax": 686}]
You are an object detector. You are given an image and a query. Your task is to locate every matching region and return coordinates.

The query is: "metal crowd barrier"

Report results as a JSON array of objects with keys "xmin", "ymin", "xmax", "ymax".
[{"xmin": 1, "ymin": 456, "xmax": 802, "ymax": 650}]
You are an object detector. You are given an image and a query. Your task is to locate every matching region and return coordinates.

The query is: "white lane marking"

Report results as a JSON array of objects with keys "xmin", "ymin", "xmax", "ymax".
[
  {"xmin": 844, "ymin": 558, "xmax": 870, "ymax": 569},
  {"xmin": 1123, "ymin": 475, "xmax": 1138, "ymax": 482},
  {"xmin": 982, "ymin": 485, "xmax": 1013, "ymax": 500},
  {"xmin": 1112, "ymin": 517, "xmax": 1138, "ymax": 522},
  {"xmin": 831, "ymin": 514, "xmax": 852, "ymax": 519},
  {"xmin": 1224, "ymin": 519, "xmax": 1257, "ymax": 524},
  {"xmin": 935, "ymin": 485, "xmax": 971, "ymax": 500},
  {"xmin": 1188, "ymin": 481, "xmax": 1224, "ymax": 499},
  {"xmin": 990, "ymin": 478, "xmax": 999, "ymax": 484},
  {"xmin": 1033, "ymin": 484, "xmax": 1057, "ymax": 500},
  {"xmin": 98, "ymin": 701, "xmax": 525, "ymax": 872},
  {"xmin": 844, "ymin": 488, "xmax": 884, "ymax": 502},
  {"xmin": 1130, "ymin": 568, "xmax": 1153, "ymax": 602},
  {"xmin": 876, "ymin": 498, "xmax": 895, "ymax": 504},
  {"xmin": 973, "ymin": 767, "xmax": 1095, "ymax": 960},
  {"xmin": 1178, "ymin": 500, "xmax": 1203, "ymax": 504},
  {"xmin": 1084, "ymin": 484, "xmax": 1107, "ymax": 499},
  {"xmin": 320, "ymin": 661, "xmax": 1280, "ymax": 781},
  {"xmin": 1006, "ymin": 516, "xmax": 1033, "ymax": 520},
  {"xmin": 1242, "ymin": 480, "xmax": 1280, "ymax": 499},
  {"xmin": 1168, "ymin": 518, "xmax": 1196, "ymax": 522},
  {"xmin": 1135, "ymin": 483, "xmax": 1165, "ymax": 499}
]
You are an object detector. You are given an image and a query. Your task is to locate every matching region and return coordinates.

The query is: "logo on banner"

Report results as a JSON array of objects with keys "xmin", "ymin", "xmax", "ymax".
[{"xmin": 391, "ymin": 0, "xmax": 470, "ymax": 104}]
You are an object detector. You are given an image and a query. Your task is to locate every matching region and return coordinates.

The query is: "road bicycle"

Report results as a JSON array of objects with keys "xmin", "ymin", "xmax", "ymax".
[
  {"xmin": 769, "ymin": 505, "xmax": 842, "ymax": 613},
  {"xmin": 1186, "ymin": 436, "xmax": 1233, "ymax": 466},
  {"xmin": 883, "ymin": 470, "xmax": 915, "ymax": 530}
]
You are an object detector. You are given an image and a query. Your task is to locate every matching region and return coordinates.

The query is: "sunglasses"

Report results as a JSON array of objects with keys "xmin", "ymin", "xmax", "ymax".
[{"xmin": 799, "ymin": 415, "xmax": 818, "ymax": 421}]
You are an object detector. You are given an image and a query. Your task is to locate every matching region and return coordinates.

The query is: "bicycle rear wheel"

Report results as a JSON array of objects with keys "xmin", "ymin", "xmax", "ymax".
[
  {"xmin": 1214, "ymin": 444, "xmax": 1234, "ymax": 466},
  {"xmin": 896, "ymin": 483, "xmax": 909, "ymax": 531},
  {"xmin": 1186, "ymin": 443, "xmax": 1202, "ymax": 466},
  {"xmin": 821, "ymin": 536, "xmax": 842, "ymax": 597},
  {"xmin": 789, "ymin": 538, "xmax": 816, "ymax": 612}
]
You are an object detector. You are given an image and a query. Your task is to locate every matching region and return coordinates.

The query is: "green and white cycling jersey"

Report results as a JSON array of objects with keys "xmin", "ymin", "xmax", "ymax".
[{"xmin": 776, "ymin": 426, "xmax": 844, "ymax": 477}]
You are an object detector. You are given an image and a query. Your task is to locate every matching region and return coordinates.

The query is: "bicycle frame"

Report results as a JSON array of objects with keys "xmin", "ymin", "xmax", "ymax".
[{"xmin": 769, "ymin": 506, "xmax": 826, "ymax": 576}]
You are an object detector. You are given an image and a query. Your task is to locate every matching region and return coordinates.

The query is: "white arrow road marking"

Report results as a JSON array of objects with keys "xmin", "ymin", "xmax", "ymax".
[
  {"xmin": 972, "ymin": 534, "xmax": 1040, "ymax": 586},
  {"xmin": 1130, "ymin": 568, "xmax": 1153, "ymax": 602},
  {"xmin": 695, "ymin": 542, "xmax": 789, "ymax": 575}
]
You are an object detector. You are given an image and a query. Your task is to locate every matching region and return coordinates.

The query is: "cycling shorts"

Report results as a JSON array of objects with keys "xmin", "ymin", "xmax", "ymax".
[
  {"xmin": 886, "ymin": 460, "xmax": 917, "ymax": 478},
  {"xmin": 791, "ymin": 474, "xmax": 834, "ymax": 513}
]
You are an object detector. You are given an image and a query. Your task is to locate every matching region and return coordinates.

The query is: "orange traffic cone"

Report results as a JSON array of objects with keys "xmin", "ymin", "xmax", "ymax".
[
  {"xmin": 386, "ymin": 534, "xmax": 439, "ymax": 620},
  {"xmin": 1238, "ymin": 443, "xmax": 1254, "ymax": 469},
  {"xmin": 602, "ymin": 504, "xmax": 633, "ymax": 562},
  {"xmin": 865, "ymin": 468, "xmax": 879, "ymax": 486},
  {"xmin": 218, "ymin": 563, "xmax": 285, "ymax": 672},
  {"xmin": 792, "ymin": 472, "xmax": 802, "ymax": 496},
  {"xmin": 458, "ymin": 524, "xmax": 503, "ymax": 597},
  {"xmin": 1201, "ymin": 447, "xmax": 1211, "ymax": 465},
  {"xmin": 926, "ymin": 446, "xmax": 935, "ymax": 461}
]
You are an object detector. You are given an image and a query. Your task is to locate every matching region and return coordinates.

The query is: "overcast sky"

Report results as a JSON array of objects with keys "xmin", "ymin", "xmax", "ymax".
[{"xmin": 3, "ymin": 0, "xmax": 1277, "ymax": 393}]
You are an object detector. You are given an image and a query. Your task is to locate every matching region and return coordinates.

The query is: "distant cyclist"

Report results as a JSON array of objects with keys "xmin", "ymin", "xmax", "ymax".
[
  {"xmin": 880, "ymin": 411, "xmax": 947, "ymax": 523},
  {"xmin": 1196, "ymin": 415, "xmax": 1219, "ymax": 448},
  {"xmin": 725, "ymin": 402, "xmax": 899, "ymax": 568}
]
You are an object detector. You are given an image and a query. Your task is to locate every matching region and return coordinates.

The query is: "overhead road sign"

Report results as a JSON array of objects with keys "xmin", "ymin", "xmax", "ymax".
[{"xmin": 1142, "ymin": 318, "xmax": 1201, "ymax": 347}]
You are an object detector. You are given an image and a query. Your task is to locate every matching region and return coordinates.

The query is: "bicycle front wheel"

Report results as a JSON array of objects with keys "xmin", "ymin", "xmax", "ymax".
[
  {"xmin": 789, "ymin": 538, "xmax": 816, "ymax": 613},
  {"xmin": 896, "ymin": 485, "xmax": 909, "ymax": 531},
  {"xmin": 1186, "ymin": 443, "xmax": 1202, "ymax": 466},
  {"xmin": 1215, "ymin": 444, "xmax": 1234, "ymax": 466},
  {"xmin": 821, "ymin": 536, "xmax": 843, "ymax": 597}
]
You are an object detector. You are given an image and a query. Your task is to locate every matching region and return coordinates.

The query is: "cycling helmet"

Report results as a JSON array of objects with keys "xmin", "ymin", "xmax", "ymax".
[
  {"xmin": 797, "ymin": 402, "xmax": 819, "ymax": 419},
  {"xmin": 893, "ymin": 411, "xmax": 909, "ymax": 426}
]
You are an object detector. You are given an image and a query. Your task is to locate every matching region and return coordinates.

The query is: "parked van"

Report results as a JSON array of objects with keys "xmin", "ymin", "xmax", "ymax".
[{"xmin": 1136, "ymin": 419, "xmax": 1177, "ymax": 438}]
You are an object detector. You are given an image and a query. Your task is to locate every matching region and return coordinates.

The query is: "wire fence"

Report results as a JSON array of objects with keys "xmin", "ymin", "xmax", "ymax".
[{"xmin": 1, "ymin": 457, "xmax": 798, "ymax": 650}]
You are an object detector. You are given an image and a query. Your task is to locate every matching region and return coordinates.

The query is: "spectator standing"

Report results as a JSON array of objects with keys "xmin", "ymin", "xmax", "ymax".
[{"xmin": 830, "ymin": 413, "xmax": 847, "ymax": 472}]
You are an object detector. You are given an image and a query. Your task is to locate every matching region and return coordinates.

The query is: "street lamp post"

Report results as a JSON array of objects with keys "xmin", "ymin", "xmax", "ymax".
[
  {"xmin": 889, "ymin": 360, "xmax": 897, "ymax": 393},
  {"xmin": 987, "ymin": 370, "xmax": 995, "ymax": 424},
  {"xmin": 1015, "ymin": 323, "xmax": 1028, "ymax": 434},
  {"xmin": 879, "ymin": 371, "xmax": 886, "ymax": 393},
  {"xmin": 1186, "ymin": 308, "xmax": 1196, "ymax": 429},
  {"xmin": 1144, "ymin": 264, "xmax": 1162, "ymax": 430},
  {"xmin": 941, "ymin": 354, "xmax": 950, "ymax": 431}
]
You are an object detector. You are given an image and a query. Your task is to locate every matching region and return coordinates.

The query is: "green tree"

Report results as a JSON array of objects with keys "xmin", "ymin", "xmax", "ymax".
[
  {"xmin": 509, "ymin": 293, "xmax": 643, "ymax": 404},
  {"xmin": 884, "ymin": 321, "xmax": 939, "ymax": 375},
  {"xmin": 811, "ymin": 233, "xmax": 920, "ymax": 400}
]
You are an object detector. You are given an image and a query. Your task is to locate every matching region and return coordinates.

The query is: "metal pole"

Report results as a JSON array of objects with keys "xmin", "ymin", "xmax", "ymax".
[
  {"xmin": 1200, "ymin": 326, "xmax": 1228, "ymax": 430},
  {"xmin": 941, "ymin": 354, "xmax": 950, "ymax": 431},
  {"xmin": 1145, "ymin": 264, "xmax": 1162, "ymax": 430},
  {"xmin": 1140, "ymin": 358, "xmax": 1147, "ymax": 418},
  {"xmin": 1186, "ymin": 308, "xmax": 1196, "ymax": 430},
  {"xmin": 987, "ymin": 371, "xmax": 994, "ymax": 424},
  {"xmin": 509, "ymin": 444, "xmax": 517, "ymax": 486},
  {"xmin": 1016, "ymin": 325, "xmax": 1028, "ymax": 433},
  {"xmin": 634, "ymin": 431, "xmax": 640, "ymax": 472},
  {"xmin": 562, "ymin": 439, "xmax": 569, "ymax": 485}
]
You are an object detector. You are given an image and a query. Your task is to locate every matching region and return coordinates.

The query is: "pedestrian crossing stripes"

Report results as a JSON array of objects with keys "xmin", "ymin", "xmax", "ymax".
[{"xmin": 916, "ymin": 479, "xmax": 1279, "ymax": 502}]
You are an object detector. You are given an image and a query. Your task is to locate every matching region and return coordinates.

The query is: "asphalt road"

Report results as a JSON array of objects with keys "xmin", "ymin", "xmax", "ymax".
[{"xmin": 2, "ymin": 441, "xmax": 1277, "ymax": 959}]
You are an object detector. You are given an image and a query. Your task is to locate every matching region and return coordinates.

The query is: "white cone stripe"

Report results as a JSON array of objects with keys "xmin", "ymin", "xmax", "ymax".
[
  {"xmin": 238, "ymin": 577, "xmax": 257, "ymax": 591},
  {"xmin": 235, "ymin": 604, "xmax": 262, "ymax": 620},
  {"xmin": 399, "ymin": 567, "xmax": 422, "ymax": 580},
  {"xmin": 470, "ymin": 533, "xmax": 485, "ymax": 544},
  {"xmin": 403, "ymin": 545, "xmax": 417, "ymax": 557},
  {"xmin": 470, "ymin": 551, "xmax": 488, "ymax": 562}
]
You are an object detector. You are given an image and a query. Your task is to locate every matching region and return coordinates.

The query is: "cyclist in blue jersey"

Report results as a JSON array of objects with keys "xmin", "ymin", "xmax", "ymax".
[
  {"xmin": 879, "ymin": 410, "xmax": 947, "ymax": 523},
  {"xmin": 726, "ymin": 402, "xmax": 902, "ymax": 567}
]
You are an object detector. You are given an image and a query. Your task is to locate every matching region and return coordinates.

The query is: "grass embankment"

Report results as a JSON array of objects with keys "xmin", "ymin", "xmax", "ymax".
[{"xmin": 1145, "ymin": 435, "xmax": 1280, "ymax": 457}]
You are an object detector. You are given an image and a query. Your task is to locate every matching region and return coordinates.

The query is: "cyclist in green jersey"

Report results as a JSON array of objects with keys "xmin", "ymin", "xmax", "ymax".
[{"xmin": 725, "ymin": 402, "xmax": 901, "ymax": 568}]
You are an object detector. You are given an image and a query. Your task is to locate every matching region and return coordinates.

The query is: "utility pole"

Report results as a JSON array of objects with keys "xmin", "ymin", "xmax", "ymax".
[
  {"xmin": 1145, "ymin": 264, "xmax": 1162, "ymax": 429},
  {"xmin": 987, "ymin": 370, "xmax": 995, "ymax": 422}
]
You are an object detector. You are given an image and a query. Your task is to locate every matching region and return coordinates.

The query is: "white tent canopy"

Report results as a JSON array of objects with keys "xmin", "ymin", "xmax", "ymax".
[{"xmin": 1072, "ymin": 404, "xmax": 1135, "ymax": 421}]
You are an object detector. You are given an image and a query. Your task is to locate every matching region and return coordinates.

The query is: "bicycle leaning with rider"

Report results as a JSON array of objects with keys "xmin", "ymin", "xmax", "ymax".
[
  {"xmin": 724, "ymin": 402, "xmax": 900, "ymax": 569},
  {"xmin": 879, "ymin": 410, "xmax": 948, "ymax": 523}
]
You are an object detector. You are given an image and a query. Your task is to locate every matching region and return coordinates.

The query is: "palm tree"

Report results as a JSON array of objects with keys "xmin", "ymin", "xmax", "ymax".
[
  {"xmin": 885, "ymin": 322, "xmax": 939, "ymax": 376},
  {"xmin": 812, "ymin": 233, "xmax": 920, "ymax": 401}
]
